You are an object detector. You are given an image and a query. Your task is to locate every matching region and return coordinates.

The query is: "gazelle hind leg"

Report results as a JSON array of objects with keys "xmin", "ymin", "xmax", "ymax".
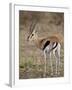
[
  {"xmin": 50, "ymin": 52, "xmax": 53, "ymax": 76},
  {"xmin": 57, "ymin": 43, "xmax": 61, "ymax": 75},
  {"xmin": 54, "ymin": 43, "xmax": 61, "ymax": 75},
  {"xmin": 43, "ymin": 51, "xmax": 47, "ymax": 77}
]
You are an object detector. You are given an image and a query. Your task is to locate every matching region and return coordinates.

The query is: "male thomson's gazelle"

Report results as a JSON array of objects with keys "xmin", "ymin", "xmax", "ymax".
[{"xmin": 27, "ymin": 21, "xmax": 61, "ymax": 77}]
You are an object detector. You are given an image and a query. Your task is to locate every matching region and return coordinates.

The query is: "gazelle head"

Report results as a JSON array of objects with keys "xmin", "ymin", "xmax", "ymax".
[
  {"xmin": 27, "ymin": 20, "xmax": 38, "ymax": 42},
  {"xmin": 28, "ymin": 30, "xmax": 38, "ymax": 42}
]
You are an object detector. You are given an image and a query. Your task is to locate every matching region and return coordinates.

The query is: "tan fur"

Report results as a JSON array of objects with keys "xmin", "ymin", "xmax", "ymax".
[{"xmin": 28, "ymin": 30, "xmax": 61, "ymax": 50}]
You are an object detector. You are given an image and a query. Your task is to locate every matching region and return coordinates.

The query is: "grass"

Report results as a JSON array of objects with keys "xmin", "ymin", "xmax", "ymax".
[
  {"xmin": 19, "ymin": 11, "xmax": 64, "ymax": 79},
  {"xmin": 19, "ymin": 33, "xmax": 64, "ymax": 79},
  {"xmin": 19, "ymin": 53, "xmax": 64, "ymax": 79}
]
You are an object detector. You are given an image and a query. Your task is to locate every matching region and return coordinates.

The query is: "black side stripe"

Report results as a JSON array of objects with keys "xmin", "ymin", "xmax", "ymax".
[
  {"xmin": 51, "ymin": 42, "xmax": 58, "ymax": 51},
  {"xmin": 43, "ymin": 41, "xmax": 50, "ymax": 50}
]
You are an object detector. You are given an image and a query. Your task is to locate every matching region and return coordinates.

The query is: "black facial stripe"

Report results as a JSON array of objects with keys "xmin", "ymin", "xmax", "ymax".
[
  {"xmin": 43, "ymin": 41, "xmax": 50, "ymax": 50},
  {"xmin": 27, "ymin": 36, "xmax": 29, "ymax": 41}
]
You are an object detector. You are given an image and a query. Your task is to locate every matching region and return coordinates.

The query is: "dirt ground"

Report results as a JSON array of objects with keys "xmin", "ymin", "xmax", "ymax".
[{"xmin": 19, "ymin": 11, "xmax": 64, "ymax": 79}]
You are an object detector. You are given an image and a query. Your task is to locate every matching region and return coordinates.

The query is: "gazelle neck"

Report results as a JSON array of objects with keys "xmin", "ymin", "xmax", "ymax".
[{"xmin": 33, "ymin": 35, "xmax": 40, "ymax": 48}]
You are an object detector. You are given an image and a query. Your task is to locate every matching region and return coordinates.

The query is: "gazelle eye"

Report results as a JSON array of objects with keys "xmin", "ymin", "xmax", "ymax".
[{"xmin": 32, "ymin": 34, "xmax": 34, "ymax": 36}]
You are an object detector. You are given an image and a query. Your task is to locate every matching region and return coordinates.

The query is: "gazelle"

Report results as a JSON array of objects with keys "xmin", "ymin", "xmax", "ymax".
[{"xmin": 27, "ymin": 21, "xmax": 61, "ymax": 77}]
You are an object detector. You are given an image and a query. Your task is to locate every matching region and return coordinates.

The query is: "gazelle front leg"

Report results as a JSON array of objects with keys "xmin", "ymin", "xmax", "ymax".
[{"xmin": 43, "ymin": 50, "xmax": 47, "ymax": 77}]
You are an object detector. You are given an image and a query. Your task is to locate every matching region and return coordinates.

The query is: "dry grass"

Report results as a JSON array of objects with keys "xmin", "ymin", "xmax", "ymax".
[{"xmin": 19, "ymin": 11, "xmax": 64, "ymax": 79}]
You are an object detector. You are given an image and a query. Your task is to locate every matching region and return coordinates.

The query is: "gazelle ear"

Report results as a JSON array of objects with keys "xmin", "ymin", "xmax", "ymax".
[{"xmin": 35, "ymin": 30, "xmax": 37, "ymax": 33}]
